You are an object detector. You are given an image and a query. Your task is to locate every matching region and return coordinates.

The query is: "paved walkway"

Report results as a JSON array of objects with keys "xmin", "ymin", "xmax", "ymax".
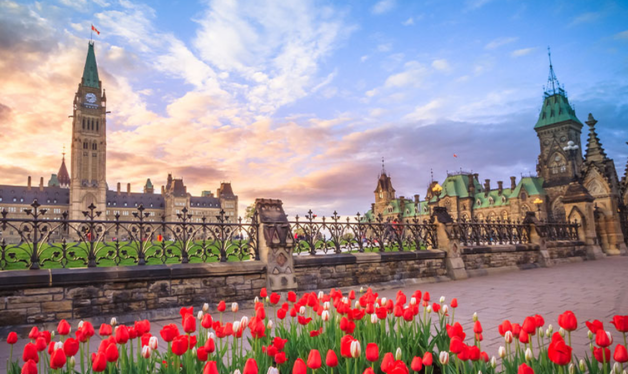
[{"xmin": 1, "ymin": 257, "xmax": 627, "ymax": 372}]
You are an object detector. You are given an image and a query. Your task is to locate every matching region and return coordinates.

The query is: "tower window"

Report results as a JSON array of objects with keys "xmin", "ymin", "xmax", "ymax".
[
  {"xmin": 82, "ymin": 118, "xmax": 85, "ymax": 129},
  {"xmin": 92, "ymin": 143, "xmax": 97, "ymax": 150},
  {"xmin": 83, "ymin": 142, "xmax": 88, "ymax": 149},
  {"xmin": 96, "ymin": 120, "xmax": 99, "ymax": 131}
]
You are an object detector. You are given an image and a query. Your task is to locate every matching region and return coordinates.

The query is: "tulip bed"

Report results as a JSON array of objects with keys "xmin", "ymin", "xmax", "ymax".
[{"xmin": 4, "ymin": 287, "xmax": 628, "ymax": 374}]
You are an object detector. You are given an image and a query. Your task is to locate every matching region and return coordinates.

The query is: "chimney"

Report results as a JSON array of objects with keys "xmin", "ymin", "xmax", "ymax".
[
  {"xmin": 117, "ymin": 182, "xmax": 121, "ymax": 195},
  {"xmin": 27, "ymin": 176, "xmax": 32, "ymax": 191},
  {"xmin": 399, "ymin": 196, "xmax": 405, "ymax": 212},
  {"xmin": 484, "ymin": 179, "xmax": 491, "ymax": 197},
  {"xmin": 510, "ymin": 176, "xmax": 517, "ymax": 190},
  {"xmin": 39, "ymin": 177, "xmax": 44, "ymax": 191},
  {"xmin": 161, "ymin": 185, "xmax": 165, "ymax": 195},
  {"xmin": 414, "ymin": 194, "xmax": 420, "ymax": 204},
  {"xmin": 497, "ymin": 181, "xmax": 503, "ymax": 195},
  {"xmin": 127, "ymin": 183, "xmax": 131, "ymax": 196},
  {"xmin": 467, "ymin": 174, "xmax": 475, "ymax": 194},
  {"xmin": 371, "ymin": 203, "xmax": 376, "ymax": 214},
  {"xmin": 473, "ymin": 173, "xmax": 479, "ymax": 182}
]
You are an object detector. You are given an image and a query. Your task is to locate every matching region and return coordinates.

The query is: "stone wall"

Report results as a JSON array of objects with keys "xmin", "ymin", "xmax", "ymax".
[
  {"xmin": 0, "ymin": 262, "xmax": 266, "ymax": 328},
  {"xmin": 293, "ymin": 251, "xmax": 448, "ymax": 291},
  {"xmin": 461, "ymin": 245, "xmax": 542, "ymax": 276},
  {"xmin": 546, "ymin": 241, "xmax": 588, "ymax": 263}
]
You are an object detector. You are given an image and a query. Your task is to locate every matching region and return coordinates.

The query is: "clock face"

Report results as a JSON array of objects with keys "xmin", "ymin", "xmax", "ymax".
[{"xmin": 85, "ymin": 93, "xmax": 97, "ymax": 104}]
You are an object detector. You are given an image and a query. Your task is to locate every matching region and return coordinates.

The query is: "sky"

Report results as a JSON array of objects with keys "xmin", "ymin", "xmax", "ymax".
[{"xmin": 0, "ymin": 0, "xmax": 627, "ymax": 218}]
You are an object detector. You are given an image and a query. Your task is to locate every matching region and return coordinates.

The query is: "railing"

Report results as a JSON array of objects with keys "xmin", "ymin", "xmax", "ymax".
[
  {"xmin": 285, "ymin": 211, "xmax": 438, "ymax": 255},
  {"xmin": 453, "ymin": 218, "xmax": 531, "ymax": 246},
  {"xmin": 542, "ymin": 221, "xmax": 580, "ymax": 241},
  {"xmin": 0, "ymin": 201, "xmax": 259, "ymax": 270}
]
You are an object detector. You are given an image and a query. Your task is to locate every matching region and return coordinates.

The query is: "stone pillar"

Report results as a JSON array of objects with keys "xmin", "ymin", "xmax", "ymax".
[
  {"xmin": 255, "ymin": 198, "xmax": 298, "ymax": 291},
  {"xmin": 522, "ymin": 211, "xmax": 553, "ymax": 267},
  {"xmin": 562, "ymin": 182, "xmax": 604, "ymax": 260},
  {"xmin": 432, "ymin": 207, "xmax": 468, "ymax": 280}
]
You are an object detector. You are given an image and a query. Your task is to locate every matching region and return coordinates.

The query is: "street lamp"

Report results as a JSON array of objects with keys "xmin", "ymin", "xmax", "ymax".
[
  {"xmin": 533, "ymin": 197, "xmax": 543, "ymax": 219},
  {"xmin": 563, "ymin": 141, "xmax": 579, "ymax": 181}
]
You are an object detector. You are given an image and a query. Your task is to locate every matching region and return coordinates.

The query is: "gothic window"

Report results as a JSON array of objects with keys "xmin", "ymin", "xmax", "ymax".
[
  {"xmin": 502, "ymin": 211, "xmax": 509, "ymax": 221},
  {"xmin": 501, "ymin": 196, "xmax": 507, "ymax": 203},
  {"xmin": 476, "ymin": 199, "xmax": 481, "ymax": 206},
  {"xmin": 92, "ymin": 143, "xmax": 97, "ymax": 150},
  {"xmin": 488, "ymin": 197, "xmax": 494, "ymax": 205},
  {"xmin": 91, "ymin": 119, "xmax": 95, "ymax": 130},
  {"xmin": 96, "ymin": 120, "xmax": 99, "ymax": 131},
  {"xmin": 489, "ymin": 211, "xmax": 497, "ymax": 220},
  {"xmin": 82, "ymin": 118, "xmax": 85, "ymax": 129},
  {"xmin": 83, "ymin": 142, "xmax": 88, "ymax": 149},
  {"xmin": 549, "ymin": 153, "xmax": 567, "ymax": 175},
  {"xmin": 520, "ymin": 193, "xmax": 527, "ymax": 201}
]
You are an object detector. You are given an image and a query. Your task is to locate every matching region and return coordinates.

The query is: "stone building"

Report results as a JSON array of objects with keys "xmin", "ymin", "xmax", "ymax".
[
  {"xmin": 365, "ymin": 56, "xmax": 628, "ymax": 255},
  {"xmin": 0, "ymin": 42, "xmax": 238, "ymax": 238}
]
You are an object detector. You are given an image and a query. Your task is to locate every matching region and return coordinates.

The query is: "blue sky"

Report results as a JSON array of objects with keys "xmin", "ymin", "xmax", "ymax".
[{"xmin": 0, "ymin": 0, "xmax": 627, "ymax": 216}]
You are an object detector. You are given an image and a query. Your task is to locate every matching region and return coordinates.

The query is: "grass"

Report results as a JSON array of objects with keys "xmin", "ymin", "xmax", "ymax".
[
  {"xmin": 0, "ymin": 240, "xmax": 254, "ymax": 270},
  {"xmin": 293, "ymin": 240, "xmax": 429, "ymax": 254}
]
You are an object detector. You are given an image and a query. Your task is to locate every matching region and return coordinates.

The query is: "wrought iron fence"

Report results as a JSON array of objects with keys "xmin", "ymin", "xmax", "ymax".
[
  {"xmin": 542, "ymin": 221, "xmax": 580, "ymax": 241},
  {"xmin": 285, "ymin": 211, "xmax": 438, "ymax": 255},
  {"xmin": 0, "ymin": 201, "xmax": 259, "ymax": 270},
  {"xmin": 453, "ymin": 218, "xmax": 531, "ymax": 246}
]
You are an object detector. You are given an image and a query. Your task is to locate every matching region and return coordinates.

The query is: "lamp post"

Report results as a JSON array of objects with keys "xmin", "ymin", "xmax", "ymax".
[
  {"xmin": 563, "ymin": 140, "xmax": 580, "ymax": 182},
  {"xmin": 533, "ymin": 198, "xmax": 543, "ymax": 220}
]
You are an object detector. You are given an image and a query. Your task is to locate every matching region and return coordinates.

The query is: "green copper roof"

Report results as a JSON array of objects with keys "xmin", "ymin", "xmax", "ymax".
[
  {"xmin": 48, "ymin": 174, "xmax": 59, "ymax": 187},
  {"xmin": 82, "ymin": 42, "xmax": 100, "ymax": 89},
  {"xmin": 511, "ymin": 177, "xmax": 546, "ymax": 197},
  {"xmin": 145, "ymin": 178, "xmax": 153, "ymax": 188},
  {"xmin": 473, "ymin": 189, "xmax": 512, "ymax": 209},
  {"xmin": 441, "ymin": 174, "xmax": 484, "ymax": 198},
  {"xmin": 534, "ymin": 93, "xmax": 582, "ymax": 129}
]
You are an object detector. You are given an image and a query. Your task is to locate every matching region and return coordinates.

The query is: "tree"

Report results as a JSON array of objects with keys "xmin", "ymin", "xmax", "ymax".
[{"xmin": 244, "ymin": 203, "xmax": 256, "ymax": 223}]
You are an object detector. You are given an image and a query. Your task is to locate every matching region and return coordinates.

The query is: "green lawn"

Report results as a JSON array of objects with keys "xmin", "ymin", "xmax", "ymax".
[
  {"xmin": 293, "ymin": 240, "xmax": 429, "ymax": 254},
  {"xmin": 0, "ymin": 240, "xmax": 254, "ymax": 270}
]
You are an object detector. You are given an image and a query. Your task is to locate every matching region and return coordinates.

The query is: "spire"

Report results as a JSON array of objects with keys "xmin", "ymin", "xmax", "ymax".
[
  {"xmin": 57, "ymin": 150, "xmax": 70, "ymax": 188},
  {"xmin": 144, "ymin": 178, "xmax": 154, "ymax": 194},
  {"xmin": 82, "ymin": 41, "xmax": 100, "ymax": 89},
  {"xmin": 545, "ymin": 47, "xmax": 561, "ymax": 96},
  {"xmin": 584, "ymin": 113, "xmax": 608, "ymax": 164},
  {"xmin": 381, "ymin": 157, "xmax": 386, "ymax": 176}
]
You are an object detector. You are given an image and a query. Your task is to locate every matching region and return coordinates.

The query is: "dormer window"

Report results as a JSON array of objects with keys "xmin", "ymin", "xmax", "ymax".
[
  {"xmin": 476, "ymin": 199, "xmax": 481, "ymax": 206},
  {"xmin": 501, "ymin": 196, "xmax": 507, "ymax": 203},
  {"xmin": 488, "ymin": 197, "xmax": 494, "ymax": 205},
  {"xmin": 521, "ymin": 193, "xmax": 527, "ymax": 201}
]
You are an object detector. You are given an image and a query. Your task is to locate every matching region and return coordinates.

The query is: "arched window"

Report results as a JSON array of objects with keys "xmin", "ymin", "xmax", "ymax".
[
  {"xmin": 83, "ymin": 141, "xmax": 88, "ymax": 149},
  {"xmin": 92, "ymin": 143, "xmax": 97, "ymax": 150},
  {"xmin": 520, "ymin": 193, "xmax": 527, "ymax": 201},
  {"xmin": 91, "ymin": 119, "xmax": 95, "ymax": 130},
  {"xmin": 82, "ymin": 118, "xmax": 85, "ymax": 129},
  {"xmin": 96, "ymin": 120, "xmax": 99, "ymax": 131}
]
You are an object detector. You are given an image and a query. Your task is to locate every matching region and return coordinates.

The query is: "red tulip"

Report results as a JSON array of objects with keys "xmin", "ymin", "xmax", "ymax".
[
  {"xmin": 366, "ymin": 343, "xmax": 379, "ymax": 362},
  {"xmin": 180, "ymin": 306, "xmax": 193, "ymax": 318},
  {"xmin": 172, "ymin": 335, "xmax": 189, "ymax": 356},
  {"xmin": 558, "ymin": 311, "xmax": 578, "ymax": 331},
  {"xmin": 381, "ymin": 352, "xmax": 395, "ymax": 373},
  {"xmin": 51, "ymin": 348, "xmax": 67, "ymax": 370},
  {"xmin": 47, "ymin": 342, "xmax": 55, "ymax": 355},
  {"xmin": 519, "ymin": 329, "xmax": 529, "ymax": 344},
  {"xmin": 21, "ymin": 359, "xmax": 38, "ymax": 374},
  {"xmin": 307, "ymin": 349, "xmax": 322, "ymax": 369},
  {"xmin": 498, "ymin": 320, "xmax": 513, "ymax": 336},
  {"xmin": 260, "ymin": 288, "xmax": 268, "ymax": 298},
  {"xmin": 201, "ymin": 314, "xmax": 213, "ymax": 329},
  {"xmin": 340, "ymin": 335, "xmax": 356, "ymax": 358},
  {"xmin": 22, "ymin": 343, "xmax": 39, "ymax": 363},
  {"xmin": 594, "ymin": 347, "xmax": 611, "ymax": 363},
  {"xmin": 134, "ymin": 320, "xmax": 150, "ymax": 335},
  {"xmin": 99, "ymin": 324, "xmax": 112, "ymax": 336},
  {"xmin": 160, "ymin": 324, "xmax": 180, "ymax": 342},
  {"xmin": 288, "ymin": 291, "xmax": 297, "ymax": 303},
  {"xmin": 325, "ymin": 350, "xmax": 338, "ymax": 367},
  {"xmin": 277, "ymin": 308, "xmax": 287, "ymax": 320},
  {"xmin": 364, "ymin": 368, "xmax": 375, "ymax": 374},
  {"xmin": 595, "ymin": 330, "xmax": 612, "ymax": 348},
  {"xmin": 197, "ymin": 346, "xmax": 208, "ymax": 361},
  {"xmin": 517, "ymin": 363, "xmax": 534, "ymax": 374},
  {"xmin": 586, "ymin": 320, "xmax": 604, "ymax": 334},
  {"xmin": 183, "ymin": 314, "xmax": 196, "ymax": 334},
  {"xmin": 275, "ymin": 351, "xmax": 287, "ymax": 365},
  {"xmin": 64, "ymin": 338, "xmax": 80, "ymax": 356},
  {"xmin": 115, "ymin": 325, "xmax": 130, "ymax": 344},
  {"xmin": 290, "ymin": 358, "xmax": 306, "ymax": 374},
  {"xmin": 410, "ymin": 356, "xmax": 423, "ymax": 372},
  {"xmin": 204, "ymin": 361, "xmax": 219, "ymax": 374},
  {"xmin": 91, "ymin": 352, "xmax": 107, "ymax": 372},
  {"xmin": 422, "ymin": 352, "xmax": 433, "ymax": 366},
  {"xmin": 57, "ymin": 319, "xmax": 71, "ymax": 336},
  {"xmin": 217, "ymin": 301, "xmax": 226, "ymax": 312},
  {"xmin": 610, "ymin": 316, "xmax": 628, "ymax": 333},
  {"xmin": 389, "ymin": 360, "xmax": 409, "ymax": 374},
  {"xmin": 473, "ymin": 320, "xmax": 483, "ymax": 334},
  {"xmin": 272, "ymin": 336, "xmax": 287, "ymax": 351},
  {"xmin": 450, "ymin": 336, "xmax": 464, "ymax": 354},
  {"xmin": 270, "ymin": 292, "xmax": 281, "ymax": 304},
  {"xmin": 7, "ymin": 332, "xmax": 18, "ymax": 344},
  {"xmin": 35, "ymin": 337, "xmax": 47, "ymax": 352},
  {"xmin": 451, "ymin": 298, "xmax": 458, "ymax": 308},
  {"xmin": 432, "ymin": 303, "xmax": 441, "ymax": 314},
  {"xmin": 614, "ymin": 344, "xmax": 628, "ymax": 363},
  {"xmin": 522, "ymin": 316, "xmax": 536, "ymax": 335},
  {"xmin": 105, "ymin": 343, "xmax": 119, "ymax": 362},
  {"xmin": 204, "ymin": 337, "xmax": 215, "ymax": 353},
  {"xmin": 512, "ymin": 323, "xmax": 521, "ymax": 338},
  {"xmin": 548, "ymin": 335, "xmax": 572, "ymax": 365},
  {"xmin": 534, "ymin": 314, "xmax": 545, "ymax": 328}
]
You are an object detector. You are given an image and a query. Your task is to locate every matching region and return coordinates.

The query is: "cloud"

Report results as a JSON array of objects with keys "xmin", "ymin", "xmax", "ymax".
[
  {"xmin": 615, "ymin": 30, "xmax": 628, "ymax": 40},
  {"xmin": 377, "ymin": 43, "xmax": 392, "ymax": 52},
  {"xmin": 384, "ymin": 61, "xmax": 428, "ymax": 88},
  {"xmin": 485, "ymin": 37, "xmax": 518, "ymax": 50},
  {"xmin": 466, "ymin": 0, "xmax": 495, "ymax": 10},
  {"xmin": 570, "ymin": 11, "xmax": 603, "ymax": 26},
  {"xmin": 403, "ymin": 100, "xmax": 443, "ymax": 122},
  {"xmin": 431, "ymin": 59, "xmax": 450, "ymax": 71},
  {"xmin": 402, "ymin": 17, "xmax": 414, "ymax": 26},
  {"xmin": 371, "ymin": 0, "xmax": 396, "ymax": 15},
  {"xmin": 511, "ymin": 47, "xmax": 535, "ymax": 57}
]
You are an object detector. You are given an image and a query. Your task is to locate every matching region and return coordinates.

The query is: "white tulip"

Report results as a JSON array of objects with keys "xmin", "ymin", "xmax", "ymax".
[
  {"xmin": 149, "ymin": 336, "xmax": 159, "ymax": 350},
  {"xmin": 234, "ymin": 370, "xmax": 242, "ymax": 374},
  {"xmin": 55, "ymin": 341, "xmax": 63, "ymax": 350},
  {"xmin": 559, "ymin": 328, "xmax": 565, "ymax": 337},
  {"xmin": 240, "ymin": 316, "xmax": 249, "ymax": 326},
  {"xmin": 231, "ymin": 302, "xmax": 239, "ymax": 313},
  {"xmin": 203, "ymin": 303, "xmax": 209, "ymax": 312},
  {"xmin": 70, "ymin": 357, "xmax": 76, "ymax": 367},
  {"xmin": 498, "ymin": 346, "xmax": 506, "ymax": 358},
  {"xmin": 266, "ymin": 296, "xmax": 270, "ymax": 303},
  {"xmin": 410, "ymin": 297, "xmax": 417, "ymax": 306},
  {"xmin": 490, "ymin": 356, "xmax": 497, "ymax": 369},
  {"xmin": 547, "ymin": 324, "xmax": 553, "ymax": 334},
  {"xmin": 267, "ymin": 367, "xmax": 279, "ymax": 374},
  {"xmin": 208, "ymin": 332, "xmax": 216, "ymax": 340},
  {"xmin": 381, "ymin": 297, "xmax": 387, "ymax": 305},
  {"xmin": 78, "ymin": 321, "xmax": 84, "ymax": 329},
  {"xmin": 427, "ymin": 305, "xmax": 432, "ymax": 313},
  {"xmin": 439, "ymin": 296, "xmax": 445, "ymax": 304},
  {"xmin": 355, "ymin": 301, "xmax": 360, "ymax": 309},
  {"xmin": 371, "ymin": 314, "xmax": 379, "ymax": 324},
  {"xmin": 254, "ymin": 296, "xmax": 259, "ymax": 303},
  {"xmin": 588, "ymin": 330, "xmax": 593, "ymax": 339},
  {"xmin": 525, "ymin": 348, "xmax": 533, "ymax": 361},
  {"xmin": 579, "ymin": 359, "xmax": 586, "ymax": 371},
  {"xmin": 318, "ymin": 291, "xmax": 324, "ymax": 299},
  {"xmin": 439, "ymin": 351, "xmax": 449, "ymax": 365},
  {"xmin": 197, "ymin": 311, "xmax": 203, "ymax": 320},
  {"xmin": 350, "ymin": 340, "xmax": 361, "ymax": 358},
  {"xmin": 323, "ymin": 302, "xmax": 330, "ymax": 310},
  {"xmin": 568, "ymin": 364, "xmax": 575, "ymax": 374},
  {"xmin": 322, "ymin": 310, "xmax": 330, "ymax": 321},
  {"xmin": 299, "ymin": 306, "xmax": 306, "ymax": 315},
  {"xmin": 504, "ymin": 331, "xmax": 513, "ymax": 344},
  {"xmin": 267, "ymin": 320, "xmax": 273, "ymax": 330},
  {"xmin": 233, "ymin": 321, "xmax": 241, "ymax": 332},
  {"xmin": 110, "ymin": 317, "xmax": 118, "ymax": 326},
  {"xmin": 395, "ymin": 348, "xmax": 402, "ymax": 360},
  {"xmin": 473, "ymin": 312, "xmax": 478, "ymax": 322},
  {"xmin": 442, "ymin": 305, "xmax": 449, "ymax": 315},
  {"xmin": 142, "ymin": 346, "xmax": 152, "ymax": 359}
]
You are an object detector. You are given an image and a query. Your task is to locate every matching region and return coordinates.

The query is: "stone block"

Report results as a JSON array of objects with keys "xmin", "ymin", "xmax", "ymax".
[
  {"xmin": 202, "ymin": 278, "xmax": 226, "ymax": 287},
  {"xmin": 103, "ymin": 283, "xmax": 126, "ymax": 290},
  {"xmin": 56, "ymin": 312, "xmax": 73, "ymax": 320},
  {"xmin": 148, "ymin": 280, "xmax": 171, "ymax": 297},
  {"xmin": 226, "ymin": 276, "xmax": 245, "ymax": 285},
  {"xmin": 125, "ymin": 281, "xmax": 148, "ymax": 289},
  {"xmin": 0, "ymin": 310, "xmax": 27, "ymax": 325},
  {"xmin": 66, "ymin": 286, "xmax": 102, "ymax": 300},
  {"xmin": 24, "ymin": 287, "xmax": 63, "ymax": 295},
  {"xmin": 26, "ymin": 313, "xmax": 57, "ymax": 324},
  {"xmin": 170, "ymin": 285, "xmax": 197, "ymax": 296},
  {"xmin": 42, "ymin": 301, "xmax": 73, "ymax": 312},
  {"xmin": 6, "ymin": 302, "xmax": 42, "ymax": 310},
  {"xmin": 8, "ymin": 294, "xmax": 52, "ymax": 303}
]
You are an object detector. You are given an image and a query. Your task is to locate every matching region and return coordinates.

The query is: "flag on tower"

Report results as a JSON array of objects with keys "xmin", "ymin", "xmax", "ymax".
[
  {"xmin": 91, "ymin": 25, "xmax": 100, "ymax": 35},
  {"xmin": 453, "ymin": 154, "xmax": 458, "ymax": 158}
]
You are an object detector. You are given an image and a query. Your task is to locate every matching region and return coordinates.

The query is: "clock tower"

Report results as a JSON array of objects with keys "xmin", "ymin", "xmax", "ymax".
[{"xmin": 69, "ymin": 41, "xmax": 107, "ymax": 220}]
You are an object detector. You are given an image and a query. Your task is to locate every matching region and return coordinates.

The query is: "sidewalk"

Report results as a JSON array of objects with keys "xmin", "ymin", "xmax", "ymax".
[{"xmin": 1, "ymin": 256, "xmax": 626, "ymax": 372}]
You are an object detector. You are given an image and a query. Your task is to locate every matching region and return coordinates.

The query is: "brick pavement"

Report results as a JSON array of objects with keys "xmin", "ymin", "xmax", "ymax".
[{"xmin": 1, "ymin": 256, "xmax": 626, "ymax": 373}]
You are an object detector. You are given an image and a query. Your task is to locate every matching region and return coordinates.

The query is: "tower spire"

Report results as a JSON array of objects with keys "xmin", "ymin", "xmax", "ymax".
[
  {"xmin": 545, "ymin": 46, "xmax": 561, "ymax": 96},
  {"xmin": 381, "ymin": 157, "xmax": 386, "ymax": 175},
  {"xmin": 584, "ymin": 113, "xmax": 608, "ymax": 163},
  {"xmin": 82, "ymin": 41, "xmax": 100, "ymax": 89}
]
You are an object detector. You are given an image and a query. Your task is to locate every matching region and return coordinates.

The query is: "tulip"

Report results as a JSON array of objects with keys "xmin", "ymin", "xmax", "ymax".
[
  {"xmin": 596, "ymin": 330, "xmax": 613, "ymax": 347},
  {"xmin": 364, "ymin": 368, "xmax": 375, "ymax": 374},
  {"xmin": 8, "ymin": 332, "xmax": 18, "ymax": 344},
  {"xmin": 91, "ymin": 352, "xmax": 107, "ymax": 372},
  {"xmin": 614, "ymin": 344, "xmax": 628, "ymax": 363},
  {"xmin": 411, "ymin": 356, "xmax": 423, "ymax": 372},
  {"xmin": 558, "ymin": 311, "xmax": 578, "ymax": 331},
  {"xmin": 579, "ymin": 359, "xmax": 586, "ymax": 371},
  {"xmin": 203, "ymin": 361, "xmax": 219, "ymax": 374},
  {"xmin": 21, "ymin": 359, "xmax": 38, "ymax": 374},
  {"xmin": 321, "ymin": 310, "xmax": 330, "ymax": 321},
  {"xmin": 110, "ymin": 317, "xmax": 117, "ymax": 327},
  {"xmin": 505, "ymin": 331, "xmax": 513, "ymax": 343},
  {"xmin": 525, "ymin": 348, "xmax": 533, "ymax": 361},
  {"xmin": 57, "ymin": 319, "xmax": 71, "ymax": 336},
  {"xmin": 611, "ymin": 315, "xmax": 628, "ymax": 333},
  {"xmin": 172, "ymin": 335, "xmax": 189, "ymax": 356},
  {"xmin": 35, "ymin": 337, "xmax": 47, "ymax": 352},
  {"xmin": 202, "ymin": 303, "xmax": 209, "ymax": 312},
  {"xmin": 267, "ymin": 367, "xmax": 279, "ymax": 374},
  {"xmin": 64, "ymin": 338, "xmax": 79, "ymax": 356},
  {"xmin": 442, "ymin": 305, "xmax": 449, "ymax": 315},
  {"xmin": 217, "ymin": 301, "xmax": 226, "ymax": 312},
  {"xmin": 498, "ymin": 346, "xmax": 506, "ymax": 358},
  {"xmin": 490, "ymin": 356, "xmax": 497, "ymax": 369},
  {"xmin": 293, "ymin": 358, "xmax": 307, "ymax": 374},
  {"xmin": 232, "ymin": 302, "xmax": 239, "ymax": 313},
  {"xmin": 50, "ymin": 348, "xmax": 67, "ymax": 369},
  {"xmin": 115, "ymin": 325, "xmax": 130, "ymax": 344},
  {"xmin": 22, "ymin": 343, "xmax": 39, "ymax": 363},
  {"xmin": 473, "ymin": 312, "xmax": 478, "ymax": 322},
  {"xmin": 518, "ymin": 363, "xmax": 534, "ymax": 374},
  {"xmin": 594, "ymin": 347, "xmax": 612, "ymax": 363},
  {"xmin": 381, "ymin": 352, "xmax": 395, "ymax": 373},
  {"xmin": 548, "ymin": 334, "xmax": 572, "ymax": 366},
  {"xmin": 307, "ymin": 349, "xmax": 322, "ymax": 370},
  {"xmin": 142, "ymin": 346, "xmax": 152, "ymax": 359},
  {"xmin": 569, "ymin": 363, "xmax": 575, "ymax": 374},
  {"xmin": 439, "ymin": 351, "xmax": 449, "ymax": 365},
  {"xmin": 99, "ymin": 323, "xmax": 112, "ymax": 336},
  {"xmin": 423, "ymin": 352, "xmax": 433, "ymax": 366},
  {"xmin": 366, "ymin": 343, "xmax": 379, "ymax": 362},
  {"xmin": 395, "ymin": 347, "xmax": 402, "ymax": 360},
  {"xmin": 350, "ymin": 340, "xmax": 361, "ymax": 358},
  {"xmin": 326, "ymin": 350, "xmax": 338, "ymax": 367}
]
